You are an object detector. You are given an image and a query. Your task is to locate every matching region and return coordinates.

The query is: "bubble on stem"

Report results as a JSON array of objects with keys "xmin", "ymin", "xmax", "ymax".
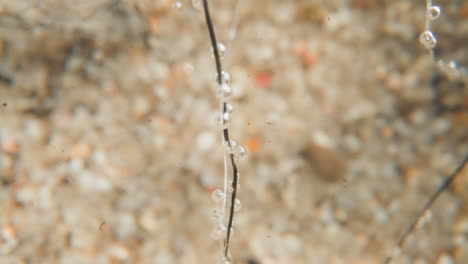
[
  {"xmin": 212, "ymin": 224, "xmax": 226, "ymax": 240},
  {"xmin": 222, "ymin": 112, "xmax": 231, "ymax": 128},
  {"xmin": 234, "ymin": 199, "xmax": 242, "ymax": 211},
  {"xmin": 419, "ymin": 30, "xmax": 437, "ymax": 49},
  {"xmin": 216, "ymin": 71, "xmax": 231, "ymax": 86},
  {"xmin": 427, "ymin": 6, "xmax": 441, "ymax": 20},
  {"xmin": 212, "ymin": 189, "xmax": 225, "ymax": 203},
  {"xmin": 225, "ymin": 140, "xmax": 237, "ymax": 153},
  {"xmin": 233, "ymin": 145, "xmax": 247, "ymax": 161},
  {"xmin": 225, "ymin": 103, "xmax": 234, "ymax": 114},
  {"xmin": 217, "ymin": 83, "xmax": 232, "ymax": 100},
  {"xmin": 212, "ymin": 208, "xmax": 222, "ymax": 220},
  {"xmin": 212, "ymin": 43, "xmax": 226, "ymax": 59}
]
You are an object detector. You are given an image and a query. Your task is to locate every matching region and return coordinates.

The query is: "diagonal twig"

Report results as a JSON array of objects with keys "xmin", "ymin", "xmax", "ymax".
[{"xmin": 383, "ymin": 155, "xmax": 468, "ymax": 264}]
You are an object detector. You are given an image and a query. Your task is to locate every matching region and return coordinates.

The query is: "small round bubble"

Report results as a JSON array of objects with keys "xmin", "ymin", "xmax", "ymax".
[
  {"xmin": 212, "ymin": 208, "xmax": 222, "ymax": 220},
  {"xmin": 234, "ymin": 199, "xmax": 242, "ymax": 211},
  {"xmin": 192, "ymin": 0, "xmax": 202, "ymax": 10},
  {"xmin": 222, "ymin": 112, "xmax": 231, "ymax": 128},
  {"xmin": 427, "ymin": 6, "xmax": 441, "ymax": 20},
  {"xmin": 234, "ymin": 145, "xmax": 247, "ymax": 161},
  {"xmin": 212, "ymin": 224, "xmax": 226, "ymax": 240},
  {"xmin": 225, "ymin": 104, "xmax": 234, "ymax": 113},
  {"xmin": 212, "ymin": 43, "xmax": 226, "ymax": 59},
  {"xmin": 225, "ymin": 140, "xmax": 237, "ymax": 153},
  {"xmin": 212, "ymin": 189, "xmax": 225, "ymax": 203},
  {"xmin": 217, "ymin": 83, "xmax": 232, "ymax": 100},
  {"xmin": 419, "ymin": 31, "xmax": 437, "ymax": 49},
  {"xmin": 172, "ymin": 1, "xmax": 182, "ymax": 9},
  {"xmin": 216, "ymin": 71, "xmax": 231, "ymax": 86}
]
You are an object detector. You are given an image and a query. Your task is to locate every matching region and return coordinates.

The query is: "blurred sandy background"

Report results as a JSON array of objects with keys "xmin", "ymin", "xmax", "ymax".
[{"xmin": 0, "ymin": 0, "xmax": 467, "ymax": 263}]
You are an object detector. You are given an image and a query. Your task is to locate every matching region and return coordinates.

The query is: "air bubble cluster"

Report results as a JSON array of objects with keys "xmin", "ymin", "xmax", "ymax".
[
  {"xmin": 419, "ymin": 30, "xmax": 437, "ymax": 49},
  {"xmin": 212, "ymin": 208, "xmax": 222, "ymax": 220},
  {"xmin": 233, "ymin": 145, "xmax": 247, "ymax": 161},
  {"xmin": 208, "ymin": 36, "xmax": 247, "ymax": 250},
  {"xmin": 225, "ymin": 104, "xmax": 234, "ymax": 113},
  {"xmin": 216, "ymin": 105, "xmax": 234, "ymax": 127},
  {"xmin": 216, "ymin": 71, "xmax": 231, "ymax": 86},
  {"xmin": 217, "ymin": 83, "xmax": 232, "ymax": 100},
  {"xmin": 224, "ymin": 141, "xmax": 248, "ymax": 161},
  {"xmin": 225, "ymin": 140, "xmax": 237, "ymax": 151}
]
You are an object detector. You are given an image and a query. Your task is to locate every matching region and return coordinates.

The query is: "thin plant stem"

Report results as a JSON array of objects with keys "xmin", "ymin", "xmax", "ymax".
[
  {"xmin": 383, "ymin": 155, "xmax": 467, "ymax": 264},
  {"xmin": 202, "ymin": 0, "xmax": 240, "ymax": 260}
]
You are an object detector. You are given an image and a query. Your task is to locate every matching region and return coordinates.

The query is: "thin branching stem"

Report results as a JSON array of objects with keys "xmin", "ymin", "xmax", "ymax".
[
  {"xmin": 202, "ymin": 0, "xmax": 240, "ymax": 260},
  {"xmin": 383, "ymin": 155, "xmax": 467, "ymax": 264}
]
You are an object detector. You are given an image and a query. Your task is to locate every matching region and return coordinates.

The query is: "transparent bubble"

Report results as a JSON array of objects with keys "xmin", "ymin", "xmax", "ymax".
[
  {"xmin": 437, "ymin": 60, "xmax": 461, "ymax": 78},
  {"xmin": 225, "ymin": 104, "xmax": 234, "ymax": 114},
  {"xmin": 217, "ymin": 43, "xmax": 226, "ymax": 59},
  {"xmin": 228, "ymin": 187, "xmax": 234, "ymax": 193},
  {"xmin": 217, "ymin": 83, "xmax": 232, "ymax": 100},
  {"xmin": 212, "ymin": 189, "xmax": 225, "ymax": 203},
  {"xmin": 234, "ymin": 199, "xmax": 242, "ymax": 211},
  {"xmin": 448, "ymin": 60, "xmax": 457, "ymax": 70},
  {"xmin": 212, "ymin": 208, "xmax": 222, "ymax": 220},
  {"xmin": 192, "ymin": 0, "xmax": 202, "ymax": 10},
  {"xmin": 212, "ymin": 224, "xmax": 226, "ymax": 240},
  {"xmin": 419, "ymin": 30, "xmax": 437, "ymax": 49},
  {"xmin": 220, "ymin": 255, "xmax": 232, "ymax": 264},
  {"xmin": 234, "ymin": 145, "xmax": 248, "ymax": 161},
  {"xmin": 229, "ymin": 227, "xmax": 235, "ymax": 236},
  {"xmin": 225, "ymin": 142, "xmax": 248, "ymax": 160},
  {"xmin": 222, "ymin": 112, "xmax": 231, "ymax": 128},
  {"xmin": 172, "ymin": 1, "xmax": 182, "ymax": 9},
  {"xmin": 212, "ymin": 43, "xmax": 226, "ymax": 59},
  {"xmin": 221, "ymin": 71, "xmax": 231, "ymax": 85},
  {"xmin": 216, "ymin": 71, "xmax": 231, "ymax": 86},
  {"xmin": 225, "ymin": 140, "xmax": 237, "ymax": 153},
  {"xmin": 427, "ymin": 6, "xmax": 441, "ymax": 20}
]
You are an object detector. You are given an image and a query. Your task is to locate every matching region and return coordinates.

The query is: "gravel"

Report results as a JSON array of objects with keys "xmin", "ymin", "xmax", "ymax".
[{"xmin": 0, "ymin": 0, "xmax": 467, "ymax": 264}]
